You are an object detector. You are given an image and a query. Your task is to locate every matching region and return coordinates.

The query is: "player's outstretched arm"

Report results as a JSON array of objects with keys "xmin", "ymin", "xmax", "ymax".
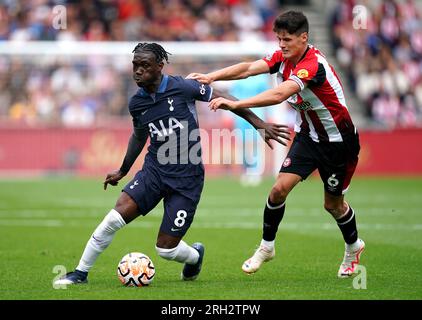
[
  {"xmin": 187, "ymin": 59, "xmax": 269, "ymax": 84},
  {"xmin": 234, "ymin": 109, "xmax": 291, "ymax": 148},
  {"xmin": 212, "ymin": 88, "xmax": 290, "ymax": 148},
  {"xmin": 210, "ymin": 80, "xmax": 301, "ymax": 112},
  {"xmin": 103, "ymin": 128, "xmax": 148, "ymax": 190}
]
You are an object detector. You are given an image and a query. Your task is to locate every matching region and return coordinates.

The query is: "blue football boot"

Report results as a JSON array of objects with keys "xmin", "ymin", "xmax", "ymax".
[
  {"xmin": 181, "ymin": 243, "xmax": 205, "ymax": 281},
  {"xmin": 54, "ymin": 270, "xmax": 88, "ymax": 285}
]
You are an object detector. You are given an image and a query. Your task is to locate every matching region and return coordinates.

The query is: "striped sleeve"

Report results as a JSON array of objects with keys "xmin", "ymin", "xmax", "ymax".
[
  {"xmin": 289, "ymin": 55, "xmax": 320, "ymax": 91},
  {"xmin": 262, "ymin": 50, "xmax": 284, "ymax": 74}
]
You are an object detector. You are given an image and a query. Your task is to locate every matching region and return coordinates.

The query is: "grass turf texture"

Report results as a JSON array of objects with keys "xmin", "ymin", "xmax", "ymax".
[{"xmin": 0, "ymin": 176, "xmax": 421, "ymax": 300}]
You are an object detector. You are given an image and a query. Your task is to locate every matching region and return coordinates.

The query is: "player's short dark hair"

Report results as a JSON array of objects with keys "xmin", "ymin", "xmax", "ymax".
[
  {"xmin": 132, "ymin": 42, "xmax": 171, "ymax": 64},
  {"xmin": 273, "ymin": 11, "xmax": 309, "ymax": 35}
]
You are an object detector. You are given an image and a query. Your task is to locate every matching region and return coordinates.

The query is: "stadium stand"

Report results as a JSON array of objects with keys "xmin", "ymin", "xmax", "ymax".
[
  {"xmin": 0, "ymin": 0, "xmax": 282, "ymax": 126},
  {"xmin": 1, "ymin": 0, "xmax": 422, "ymax": 178},
  {"xmin": 329, "ymin": 0, "xmax": 422, "ymax": 128},
  {"xmin": 0, "ymin": 0, "xmax": 420, "ymax": 129}
]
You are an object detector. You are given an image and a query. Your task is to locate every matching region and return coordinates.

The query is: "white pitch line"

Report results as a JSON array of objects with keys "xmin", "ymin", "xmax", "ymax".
[
  {"xmin": 0, "ymin": 219, "xmax": 64, "ymax": 227},
  {"xmin": 0, "ymin": 207, "xmax": 419, "ymax": 218},
  {"xmin": 0, "ymin": 219, "xmax": 422, "ymax": 231}
]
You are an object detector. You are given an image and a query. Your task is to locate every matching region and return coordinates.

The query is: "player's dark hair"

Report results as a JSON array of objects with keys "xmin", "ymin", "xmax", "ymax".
[
  {"xmin": 132, "ymin": 42, "xmax": 171, "ymax": 64},
  {"xmin": 273, "ymin": 11, "xmax": 309, "ymax": 35}
]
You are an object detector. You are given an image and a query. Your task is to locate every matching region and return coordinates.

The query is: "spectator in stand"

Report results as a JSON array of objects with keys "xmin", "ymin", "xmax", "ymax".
[{"xmin": 330, "ymin": 0, "xmax": 422, "ymax": 128}]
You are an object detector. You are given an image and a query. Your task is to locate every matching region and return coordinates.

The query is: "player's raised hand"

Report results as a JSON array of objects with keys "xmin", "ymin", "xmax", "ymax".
[
  {"xmin": 186, "ymin": 73, "xmax": 213, "ymax": 84},
  {"xmin": 209, "ymin": 97, "xmax": 238, "ymax": 111},
  {"xmin": 258, "ymin": 122, "xmax": 291, "ymax": 149},
  {"xmin": 104, "ymin": 169, "xmax": 126, "ymax": 190}
]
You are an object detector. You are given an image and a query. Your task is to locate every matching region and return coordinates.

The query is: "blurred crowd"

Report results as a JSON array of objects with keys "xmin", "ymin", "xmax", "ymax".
[
  {"xmin": 0, "ymin": 0, "xmax": 282, "ymax": 127},
  {"xmin": 0, "ymin": 54, "xmax": 243, "ymax": 126},
  {"xmin": 0, "ymin": 0, "xmax": 280, "ymax": 42},
  {"xmin": 1, "ymin": 0, "xmax": 422, "ymax": 129},
  {"xmin": 1, "ymin": 55, "xmax": 131, "ymax": 126},
  {"xmin": 331, "ymin": 0, "xmax": 422, "ymax": 128}
]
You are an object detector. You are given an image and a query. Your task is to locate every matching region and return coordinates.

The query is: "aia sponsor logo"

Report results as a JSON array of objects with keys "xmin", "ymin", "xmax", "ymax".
[{"xmin": 148, "ymin": 117, "xmax": 184, "ymax": 138}]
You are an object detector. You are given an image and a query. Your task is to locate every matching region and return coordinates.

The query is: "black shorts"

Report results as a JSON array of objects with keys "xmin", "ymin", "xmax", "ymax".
[
  {"xmin": 123, "ymin": 165, "xmax": 204, "ymax": 237},
  {"xmin": 279, "ymin": 132, "xmax": 360, "ymax": 196}
]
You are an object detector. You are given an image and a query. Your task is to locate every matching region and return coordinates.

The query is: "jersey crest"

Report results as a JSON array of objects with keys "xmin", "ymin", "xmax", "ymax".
[
  {"xmin": 167, "ymin": 98, "xmax": 174, "ymax": 111},
  {"xmin": 297, "ymin": 69, "xmax": 309, "ymax": 79}
]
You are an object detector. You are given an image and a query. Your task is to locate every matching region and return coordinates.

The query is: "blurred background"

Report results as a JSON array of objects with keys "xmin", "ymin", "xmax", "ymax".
[
  {"xmin": 2, "ymin": 1, "xmax": 422, "ymax": 301},
  {"xmin": 0, "ymin": 0, "xmax": 421, "ymax": 179}
]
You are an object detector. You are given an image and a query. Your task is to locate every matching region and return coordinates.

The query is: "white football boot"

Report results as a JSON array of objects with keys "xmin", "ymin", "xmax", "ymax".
[
  {"xmin": 242, "ymin": 245, "xmax": 275, "ymax": 274},
  {"xmin": 338, "ymin": 238, "xmax": 365, "ymax": 278}
]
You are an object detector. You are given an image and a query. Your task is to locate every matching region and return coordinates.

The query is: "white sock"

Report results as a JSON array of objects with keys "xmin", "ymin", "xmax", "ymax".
[
  {"xmin": 346, "ymin": 239, "xmax": 362, "ymax": 252},
  {"xmin": 156, "ymin": 240, "xmax": 199, "ymax": 264},
  {"xmin": 260, "ymin": 239, "xmax": 275, "ymax": 250},
  {"xmin": 76, "ymin": 209, "xmax": 126, "ymax": 272}
]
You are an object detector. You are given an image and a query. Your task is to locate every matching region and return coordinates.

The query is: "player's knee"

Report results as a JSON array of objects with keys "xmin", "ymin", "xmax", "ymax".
[
  {"xmin": 324, "ymin": 203, "xmax": 334, "ymax": 214},
  {"xmin": 324, "ymin": 203, "xmax": 343, "ymax": 217},
  {"xmin": 270, "ymin": 184, "xmax": 288, "ymax": 203},
  {"xmin": 114, "ymin": 192, "xmax": 139, "ymax": 224},
  {"xmin": 155, "ymin": 245, "xmax": 179, "ymax": 261}
]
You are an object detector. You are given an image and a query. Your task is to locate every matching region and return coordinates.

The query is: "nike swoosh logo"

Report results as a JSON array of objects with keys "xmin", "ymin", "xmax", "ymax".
[
  {"xmin": 171, "ymin": 228, "xmax": 182, "ymax": 232},
  {"xmin": 141, "ymin": 110, "xmax": 148, "ymax": 115}
]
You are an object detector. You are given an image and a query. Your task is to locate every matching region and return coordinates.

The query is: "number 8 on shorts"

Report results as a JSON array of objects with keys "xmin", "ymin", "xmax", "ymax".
[{"xmin": 174, "ymin": 210, "xmax": 187, "ymax": 227}]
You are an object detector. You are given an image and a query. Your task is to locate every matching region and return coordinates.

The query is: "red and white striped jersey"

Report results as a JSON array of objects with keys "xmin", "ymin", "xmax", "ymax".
[{"xmin": 263, "ymin": 45, "xmax": 355, "ymax": 143}]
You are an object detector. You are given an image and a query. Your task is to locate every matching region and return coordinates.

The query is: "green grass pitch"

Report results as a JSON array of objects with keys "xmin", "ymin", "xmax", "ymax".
[{"xmin": 0, "ymin": 176, "xmax": 421, "ymax": 300}]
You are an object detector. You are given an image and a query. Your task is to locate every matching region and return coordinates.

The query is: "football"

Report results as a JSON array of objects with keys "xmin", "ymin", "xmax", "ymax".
[{"xmin": 117, "ymin": 252, "xmax": 156, "ymax": 287}]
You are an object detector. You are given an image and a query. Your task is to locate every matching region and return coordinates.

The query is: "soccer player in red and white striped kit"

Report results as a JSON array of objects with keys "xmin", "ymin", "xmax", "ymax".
[{"xmin": 188, "ymin": 10, "xmax": 365, "ymax": 278}]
